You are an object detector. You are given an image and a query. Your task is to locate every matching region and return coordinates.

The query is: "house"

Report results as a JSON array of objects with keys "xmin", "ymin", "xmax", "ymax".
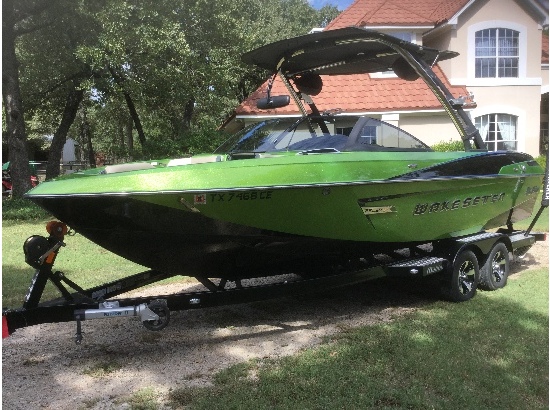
[
  {"xmin": 232, "ymin": 0, "xmax": 548, "ymax": 157},
  {"xmin": 62, "ymin": 138, "xmax": 78, "ymax": 163}
]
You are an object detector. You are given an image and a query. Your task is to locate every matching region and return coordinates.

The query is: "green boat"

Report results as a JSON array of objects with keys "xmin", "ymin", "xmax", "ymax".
[{"xmin": 25, "ymin": 28, "xmax": 544, "ymax": 280}]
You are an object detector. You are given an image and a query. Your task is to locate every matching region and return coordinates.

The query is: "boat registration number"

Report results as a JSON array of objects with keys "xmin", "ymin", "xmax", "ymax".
[{"xmin": 197, "ymin": 190, "xmax": 274, "ymax": 204}]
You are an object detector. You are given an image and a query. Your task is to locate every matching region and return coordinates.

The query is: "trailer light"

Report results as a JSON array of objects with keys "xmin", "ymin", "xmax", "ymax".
[
  {"xmin": 2, "ymin": 316, "xmax": 9, "ymax": 338},
  {"xmin": 410, "ymin": 269, "xmax": 419, "ymax": 275}
]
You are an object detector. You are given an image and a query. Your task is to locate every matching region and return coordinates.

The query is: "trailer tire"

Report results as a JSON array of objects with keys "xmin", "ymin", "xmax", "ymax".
[
  {"xmin": 442, "ymin": 250, "xmax": 479, "ymax": 302},
  {"xmin": 479, "ymin": 242, "xmax": 509, "ymax": 291}
]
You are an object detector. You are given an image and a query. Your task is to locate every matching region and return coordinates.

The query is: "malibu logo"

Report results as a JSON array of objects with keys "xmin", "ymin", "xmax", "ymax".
[{"xmin": 414, "ymin": 193, "xmax": 505, "ymax": 216}]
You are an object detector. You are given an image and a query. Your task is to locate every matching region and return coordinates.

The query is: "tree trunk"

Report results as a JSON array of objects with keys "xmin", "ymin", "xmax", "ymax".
[
  {"xmin": 86, "ymin": 130, "xmax": 95, "ymax": 168},
  {"xmin": 80, "ymin": 104, "xmax": 95, "ymax": 168},
  {"xmin": 182, "ymin": 97, "xmax": 195, "ymax": 132},
  {"xmin": 125, "ymin": 115, "xmax": 134, "ymax": 159},
  {"xmin": 108, "ymin": 66, "xmax": 146, "ymax": 146},
  {"xmin": 2, "ymin": 0, "xmax": 32, "ymax": 197},
  {"xmin": 45, "ymin": 85, "xmax": 84, "ymax": 180},
  {"xmin": 122, "ymin": 91, "xmax": 146, "ymax": 146}
]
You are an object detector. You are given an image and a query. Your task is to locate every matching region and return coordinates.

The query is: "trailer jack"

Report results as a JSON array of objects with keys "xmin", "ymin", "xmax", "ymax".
[{"xmin": 73, "ymin": 299, "xmax": 170, "ymax": 344}]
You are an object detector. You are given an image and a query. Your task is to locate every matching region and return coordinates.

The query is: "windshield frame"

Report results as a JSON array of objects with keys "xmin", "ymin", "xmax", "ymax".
[{"xmin": 214, "ymin": 115, "xmax": 432, "ymax": 155}]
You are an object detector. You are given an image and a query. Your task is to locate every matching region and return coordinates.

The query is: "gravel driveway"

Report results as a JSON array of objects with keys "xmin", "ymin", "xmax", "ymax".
[{"xmin": 2, "ymin": 240, "xmax": 547, "ymax": 409}]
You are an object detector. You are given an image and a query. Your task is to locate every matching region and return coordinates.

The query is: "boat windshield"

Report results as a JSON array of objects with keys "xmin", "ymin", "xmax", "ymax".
[{"xmin": 214, "ymin": 116, "xmax": 432, "ymax": 154}]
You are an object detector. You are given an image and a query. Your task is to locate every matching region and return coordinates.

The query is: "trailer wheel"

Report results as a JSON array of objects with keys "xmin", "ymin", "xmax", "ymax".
[
  {"xmin": 143, "ymin": 300, "xmax": 170, "ymax": 331},
  {"xmin": 479, "ymin": 242, "xmax": 509, "ymax": 291},
  {"xmin": 442, "ymin": 250, "xmax": 479, "ymax": 302}
]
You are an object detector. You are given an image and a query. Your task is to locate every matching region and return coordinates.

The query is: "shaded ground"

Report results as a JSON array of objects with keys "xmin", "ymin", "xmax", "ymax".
[{"xmin": 2, "ymin": 240, "xmax": 547, "ymax": 409}]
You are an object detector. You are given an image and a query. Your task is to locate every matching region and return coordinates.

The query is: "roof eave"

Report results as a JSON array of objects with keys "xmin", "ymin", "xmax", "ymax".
[
  {"xmin": 361, "ymin": 25, "xmax": 435, "ymax": 30},
  {"xmin": 427, "ymin": 0, "xmax": 549, "ymax": 36},
  {"xmin": 235, "ymin": 106, "xmax": 477, "ymax": 119},
  {"xmin": 424, "ymin": 0, "xmax": 479, "ymax": 38},
  {"xmin": 525, "ymin": 0, "xmax": 549, "ymax": 26},
  {"xmin": 447, "ymin": 0, "xmax": 478, "ymax": 26}
]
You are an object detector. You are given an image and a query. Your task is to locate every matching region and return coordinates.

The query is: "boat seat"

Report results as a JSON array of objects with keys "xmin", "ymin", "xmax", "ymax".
[
  {"xmin": 167, "ymin": 155, "xmax": 222, "ymax": 166},
  {"xmin": 104, "ymin": 162, "xmax": 155, "ymax": 174}
]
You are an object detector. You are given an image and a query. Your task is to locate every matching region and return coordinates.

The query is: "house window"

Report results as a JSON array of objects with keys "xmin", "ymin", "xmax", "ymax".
[
  {"xmin": 389, "ymin": 32, "xmax": 413, "ymax": 43},
  {"xmin": 336, "ymin": 126, "xmax": 354, "ymax": 136},
  {"xmin": 475, "ymin": 114, "xmax": 517, "ymax": 151},
  {"xmin": 359, "ymin": 125, "xmax": 378, "ymax": 145},
  {"xmin": 475, "ymin": 28, "xmax": 519, "ymax": 78}
]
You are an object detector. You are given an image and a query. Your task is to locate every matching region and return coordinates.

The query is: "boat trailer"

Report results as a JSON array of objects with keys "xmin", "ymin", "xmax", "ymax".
[{"xmin": 2, "ymin": 218, "xmax": 545, "ymax": 344}]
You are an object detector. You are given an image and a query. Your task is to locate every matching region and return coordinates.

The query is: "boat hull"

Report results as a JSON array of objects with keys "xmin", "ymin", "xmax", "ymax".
[{"xmin": 29, "ymin": 168, "xmax": 542, "ymax": 279}]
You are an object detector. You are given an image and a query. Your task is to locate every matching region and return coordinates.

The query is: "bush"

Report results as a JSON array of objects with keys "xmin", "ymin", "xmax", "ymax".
[
  {"xmin": 2, "ymin": 197, "xmax": 51, "ymax": 221},
  {"xmin": 535, "ymin": 154, "xmax": 547, "ymax": 171},
  {"xmin": 431, "ymin": 140, "xmax": 464, "ymax": 152}
]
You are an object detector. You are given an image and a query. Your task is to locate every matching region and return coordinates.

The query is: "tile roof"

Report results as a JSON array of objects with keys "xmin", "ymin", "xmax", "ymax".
[
  {"xmin": 235, "ymin": 66, "xmax": 472, "ymax": 116},
  {"xmin": 325, "ymin": 0, "xmax": 471, "ymax": 29}
]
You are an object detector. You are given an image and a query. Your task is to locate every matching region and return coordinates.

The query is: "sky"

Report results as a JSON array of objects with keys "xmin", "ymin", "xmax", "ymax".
[{"xmin": 308, "ymin": 0, "xmax": 354, "ymax": 11}]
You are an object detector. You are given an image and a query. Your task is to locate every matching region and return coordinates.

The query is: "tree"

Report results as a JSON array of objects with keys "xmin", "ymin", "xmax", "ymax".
[
  {"xmin": 8, "ymin": 0, "xmax": 341, "ymax": 174},
  {"xmin": 17, "ymin": 0, "xmax": 102, "ymax": 179},
  {"xmin": 2, "ymin": 0, "xmax": 46, "ymax": 196}
]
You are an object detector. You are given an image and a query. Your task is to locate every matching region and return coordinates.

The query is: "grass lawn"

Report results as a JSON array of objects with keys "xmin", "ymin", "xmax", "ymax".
[{"xmin": 171, "ymin": 268, "xmax": 549, "ymax": 409}]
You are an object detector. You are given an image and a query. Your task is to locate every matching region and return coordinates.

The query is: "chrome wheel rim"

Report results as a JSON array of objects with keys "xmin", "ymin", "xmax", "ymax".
[
  {"xmin": 458, "ymin": 260, "xmax": 476, "ymax": 295},
  {"xmin": 491, "ymin": 250, "xmax": 507, "ymax": 283}
]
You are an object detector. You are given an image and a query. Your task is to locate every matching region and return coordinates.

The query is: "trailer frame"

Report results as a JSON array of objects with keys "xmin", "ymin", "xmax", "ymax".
[{"xmin": 2, "ymin": 220, "xmax": 545, "ymax": 344}]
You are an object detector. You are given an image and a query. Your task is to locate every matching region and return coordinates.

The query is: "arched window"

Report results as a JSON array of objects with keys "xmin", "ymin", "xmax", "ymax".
[
  {"xmin": 474, "ymin": 114, "xmax": 518, "ymax": 151},
  {"xmin": 475, "ymin": 28, "xmax": 519, "ymax": 78}
]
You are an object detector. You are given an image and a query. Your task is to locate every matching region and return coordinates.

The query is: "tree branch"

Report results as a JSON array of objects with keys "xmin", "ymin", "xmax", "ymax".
[{"xmin": 108, "ymin": 65, "xmax": 147, "ymax": 146}]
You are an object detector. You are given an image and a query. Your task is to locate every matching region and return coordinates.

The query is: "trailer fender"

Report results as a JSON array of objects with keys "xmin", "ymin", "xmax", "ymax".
[{"xmin": 451, "ymin": 233, "xmax": 509, "ymax": 268}]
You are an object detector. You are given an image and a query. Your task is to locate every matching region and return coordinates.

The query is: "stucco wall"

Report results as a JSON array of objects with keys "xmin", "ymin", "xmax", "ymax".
[
  {"xmin": 397, "ymin": 113, "xmax": 465, "ymax": 147},
  {"xmin": 433, "ymin": 0, "xmax": 545, "ymax": 157},
  {"xmin": 447, "ymin": 0, "xmax": 543, "ymax": 82},
  {"xmin": 468, "ymin": 86, "xmax": 542, "ymax": 155}
]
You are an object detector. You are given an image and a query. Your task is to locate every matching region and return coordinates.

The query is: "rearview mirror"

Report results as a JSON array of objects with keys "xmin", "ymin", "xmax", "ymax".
[{"xmin": 256, "ymin": 95, "xmax": 291, "ymax": 109}]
